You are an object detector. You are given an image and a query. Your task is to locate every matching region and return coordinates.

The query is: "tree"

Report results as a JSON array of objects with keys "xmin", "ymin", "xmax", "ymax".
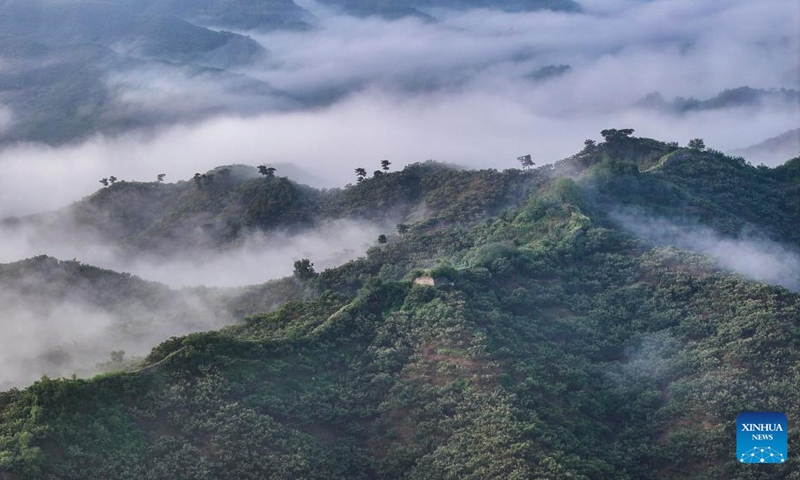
[
  {"xmin": 108, "ymin": 176, "xmax": 118, "ymax": 185},
  {"xmin": 99, "ymin": 178, "xmax": 109, "ymax": 187},
  {"xmin": 258, "ymin": 165, "xmax": 276, "ymax": 177},
  {"xmin": 688, "ymin": 138, "xmax": 706, "ymax": 150},
  {"xmin": 600, "ymin": 128, "xmax": 635, "ymax": 142},
  {"xmin": 157, "ymin": 173, "xmax": 166, "ymax": 183},
  {"xmin": 355, "ymin": 168, "xmax": 367, "ymax": 183},
  {"xmin": 397, "ymin": 224, "xmax": 409, "ymax": 235},
  {"xmin": 373, "ymin": 170, "xmax": 384, "ymax": 177},
  {"xmin": 193, "ymin": 173, "xmax": 214, "ymax": 189},
  {"xmin": 516, "ymin": 154, "xmax": 534, "ymax": 170},
  {"xmin": 381, "ymin": 159, "xmax": 391, "ymax": 171},
  {"xmin": 293, "ymin": 259, "xmax": 317, "ymax": 281},
  {"xmin": 378, "ymin": 234, "xmax": 388, "ymax": 244},
  {"xmin": 110, "ymin": 350, "xmax": 125, "ymax": 365}
]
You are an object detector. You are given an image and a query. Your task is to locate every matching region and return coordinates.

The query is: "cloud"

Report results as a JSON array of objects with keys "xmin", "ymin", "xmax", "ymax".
[
  {"xmin": 0, "ymin": 216, "xmax": 385, "ymax": 387},
  {"xmin": 0, "ymin": 104, "xmax": 12, "ymax": 133},
  {"xmin": 121, "ymin": 220, "xmax": 384, "ymax": 287},
  {"xmin": 0, "ymin": 278, "xmax": 241, "ymax": 389},
  {"xmin": 612, "ymin": 211, "xmax": 800, "ymax": 291},
  {"xmin": 0, "ymin": 90, "xmax": 795, "ymax": 221},
  {"xmin": 0, "ymin": 219, "xmax": 385, "ymax": 288},
  {"xmin": 0, "ymin": 0, "xmax": 794, "ymax": 219},
  {"xmin": 246, "ymin": 0, "xmax": 799, "ymax": 101},
  {"xmin": 0, "ymin": 0, "xmax": 797, "ymax": 388}
]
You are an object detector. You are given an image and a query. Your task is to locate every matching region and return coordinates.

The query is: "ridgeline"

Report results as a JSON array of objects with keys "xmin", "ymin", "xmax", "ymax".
[{"xmin": 1, "ymin": 131, "xmax": 799, "ymax": 479}]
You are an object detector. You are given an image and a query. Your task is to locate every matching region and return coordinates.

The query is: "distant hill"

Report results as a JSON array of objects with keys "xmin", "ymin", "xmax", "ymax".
[
  {"xmin": 729, "ymin": 128, "xmax": 800, "ymax": 165},
  {"xmin": 7, "ymin": 162, "xmax": 533, "ymax": 256},
  {"xmin": 0, "ymin": 35, "xmax": 293, "ymax": 145},
  {"xmin": 10, "ymin": 133, "xmax": 800, "ymax": 259},
  {"xmin": 0, "ymin": 0, "xmax": 266, "ymax": 68},
  {"xmin": 636, "ymin": 86, "xmax": 800, "ymax": 114},
  {"xmin": 315, "ymin": 0, "xmax": 581, "ymax": 19},
  {"xmin": 1, "ymin": 133, "xmax": 800, "ymax": 478},
  {"xmin": 112, "ymin": 0, "xmax": 311, "ymax": 31},
  {"xmin": 0, "ymin": 0, "xmax": 320, "ymax": 145}
]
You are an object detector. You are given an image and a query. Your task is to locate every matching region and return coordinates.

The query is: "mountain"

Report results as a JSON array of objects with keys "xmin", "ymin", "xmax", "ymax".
[
  {"xmin": 0, "ymin": 0, "xmax": 322, "ymax": 145},
  {"xmin": 0, "ymin": 0, "xmax": 266, "ymax": 68},
  {"xmin": 315, "ymin": 0, "xmax": 581, "ymax": 19},
  {"xmin": 729, "ymin": 128, "xmax": 800, "ymax": 166},
  {"xmin": 11, "ymin": 131, "xmax": 799, "ymax": 259},
  {"xmin": 635, "ymin": 86, "xmax": 800, "ymax": 115},
  {"xmin": 0, "ymin": 34, "xmax": 291, "ymax": 145},
  {"xmin": 111, "ymin": 0, "xmax": 311, "ymax": 31},
  {"xmin": 7, "ymin": 162, "xmax": 530, "ymax": 256},
  {"xmin": 1, "ymin": 133, "xmax": 799, "ymax": 478}
]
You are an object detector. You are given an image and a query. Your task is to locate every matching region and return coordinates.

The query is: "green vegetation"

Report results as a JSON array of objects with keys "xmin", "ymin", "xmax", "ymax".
[
  {"xmin": 16, "ymin": 161, "xmax": 539, "ymax": 255},
  {"xmin": 1, "ymin": 134, "xmax": 799, "ymax": 478}
]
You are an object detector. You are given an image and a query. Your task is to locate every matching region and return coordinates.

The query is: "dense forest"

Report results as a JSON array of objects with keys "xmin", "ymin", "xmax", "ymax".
[{"xmin": 0, "ymin": 132, "xmax": 798, "ymax": 478}]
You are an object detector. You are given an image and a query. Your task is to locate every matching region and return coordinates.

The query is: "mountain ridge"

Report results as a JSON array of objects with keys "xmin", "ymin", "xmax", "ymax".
[{"xmin": 1, "ymin": 134, "xmax": 799, "ymax": 479}]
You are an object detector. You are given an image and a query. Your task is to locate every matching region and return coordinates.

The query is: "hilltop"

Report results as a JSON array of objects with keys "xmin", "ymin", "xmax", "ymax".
[
  {"xmin": 10, "ymin": 129, "xmax": 799, "ymax": 255},
  {"xmin": 7, "ymin": 161, "xmax": 534, "ymax": 256},
  {"xmin": 0, "ymin": 133, "xmax": 799, "ymax": 479}
]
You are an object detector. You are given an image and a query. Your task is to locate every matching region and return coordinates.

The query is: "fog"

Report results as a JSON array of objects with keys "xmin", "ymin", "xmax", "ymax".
[
  {"xmin": 613, "ymin": 211, "xmax": 800, "ymax": 292},
  {"xmin": 124, "ymin": 221, "xmax": 384, "ymax": 287},
  {"xmin": 0, "ymin": 216, "xmax": 386, "ymax": 387},
  {"xmin": 0, "ymin": 219, "xmax": 385, "ymax": 288},
  {"xmin": 1, "ymin": 0, "xmax": 797, "ymax": 218},
  {"xmin": 259, "ymin": 0, "xmax": 796, "ymax": 101},
  {"xmin": 0, "ymin": 94, "xmax": 796, "ymax": 219},
  {"xmin": 0, "ymin": 264, "xmax": 242, "ymax": 389},
  {"xmin": 0, "ymin": 0, "xmax": 798, "ymax": 388}
]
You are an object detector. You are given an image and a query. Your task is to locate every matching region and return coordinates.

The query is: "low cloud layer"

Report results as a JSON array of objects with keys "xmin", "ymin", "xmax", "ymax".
[
  {"xmin": 0, "ymin": 219, "xmax": 385, "ymax": 288},
  {"xmin": 614, "ymin": 212, "xmax": 800, "ymax": 291},
  {"xmin": 0, "ymin": 215, "xmax": 384, "ymax": 387},
  {"xmin": 262, "ymin": 0, "xmax": 798, "ymax": 101},
  {"xmin": 0, "ymin": 0, "xmax": 796, "ymax": 219},
  {"xmin": 0, "ymin": 93, "xmax": 796, "ymax": 219},
  {"xmin": 0, "ymin": 263, "xmax": 243, "ymax": 389},
  {"xmin": 0, "ymin": 0, "xmax": 797, "ymax": 389},
  {"xmin": 0, "ymin": 291, "xmax": 227, "ymax": 389},
  {"xmin": 124, "ymin": 221, "xmax": 384, "ymax": 287}
]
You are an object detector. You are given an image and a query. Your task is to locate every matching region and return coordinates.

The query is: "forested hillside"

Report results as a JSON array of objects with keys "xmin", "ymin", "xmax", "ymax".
[
  {"xmin": 0, "ymin": 133, "xmax": 799, "ymax": 479},
  {"xmin": 6, "ymin": 161, "xmax": 533, "ymax": 255}
]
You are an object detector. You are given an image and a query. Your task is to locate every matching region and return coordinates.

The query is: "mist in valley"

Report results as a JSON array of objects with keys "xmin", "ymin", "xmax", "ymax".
[
  {"xmin": 0, "ymin": 0, "xmax": 797, "ymax": 216},
  {"xmin": 0, "ymin": 0, "xmax": 797, "ymax": 389},
  {"xmin": 0, "ymin": 256, "xmax": 244, "ymax": 389},
  {"xmin": 613, "ymin": 211, "xmax": 800, "ymax": 292},
  {"xmin": 0, "ymin": 218, "xmax": 386, "ymax": 288}
]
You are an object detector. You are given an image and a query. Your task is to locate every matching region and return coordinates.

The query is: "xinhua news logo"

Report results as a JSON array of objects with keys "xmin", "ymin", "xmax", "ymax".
[{"xmin": 737, "ymin": 412, "xmax": 787, "ymax": 464}]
